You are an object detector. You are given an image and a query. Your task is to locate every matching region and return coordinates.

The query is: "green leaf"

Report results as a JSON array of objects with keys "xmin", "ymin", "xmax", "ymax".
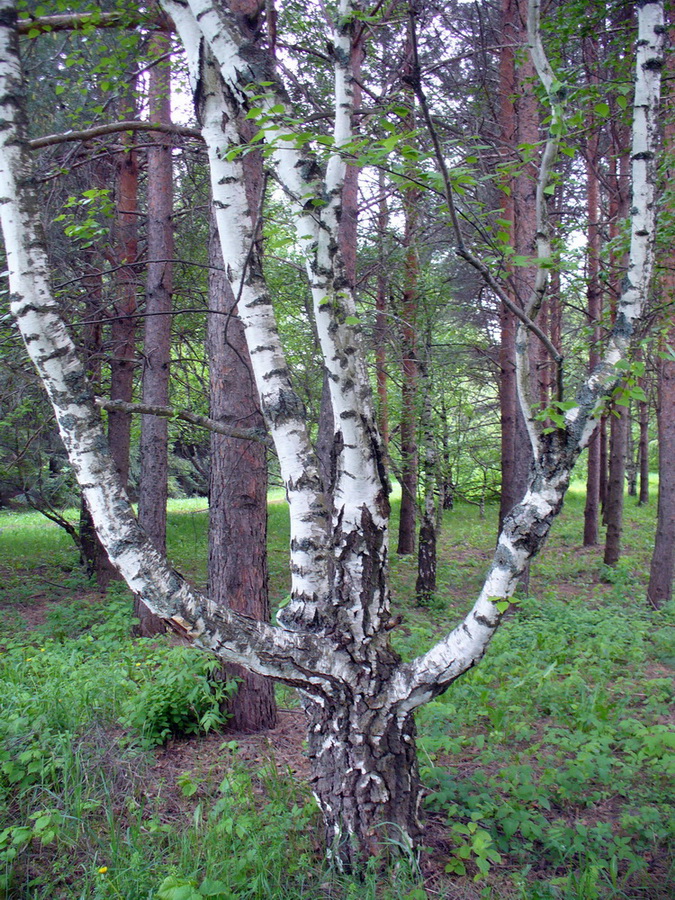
[
  {"xmin": 156, "ymin": 876, "xmax": 201, "ymax": 900},
  {"xmin": 595, "ymin": 102, "xmax": 610, "ymax": 117},
  {"xmin": 199, "ymin": 879, "xmax": 232, "ymax": 897},
  {"xmin": 495, "ymin": 601, "xmax": 510, "ymax": 614}
]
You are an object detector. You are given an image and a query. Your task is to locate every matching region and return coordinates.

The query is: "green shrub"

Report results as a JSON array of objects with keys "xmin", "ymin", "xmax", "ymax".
[{"xmin": 121, "ymin": 646, "xmax": 236, "ymax": 747}]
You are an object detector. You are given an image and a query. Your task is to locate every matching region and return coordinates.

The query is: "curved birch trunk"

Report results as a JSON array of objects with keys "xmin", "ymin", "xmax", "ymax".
[{"xmin": 0, "ymin": 0, "xmax": 665, "ymax": 870}]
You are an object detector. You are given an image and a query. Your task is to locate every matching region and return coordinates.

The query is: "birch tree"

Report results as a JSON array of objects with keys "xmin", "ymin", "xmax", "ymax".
[{"xmin": 0, "ymin": 0, "xmax": 665, "ymax": 869}]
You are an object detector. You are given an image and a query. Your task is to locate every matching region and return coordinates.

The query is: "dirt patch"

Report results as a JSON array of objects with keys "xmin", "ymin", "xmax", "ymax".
[
  {"xmin": 0, "ymin": 587, "xmax": 103, "ymax": 631},
  {"xmin": 149, "ymin": 707, "xmax": 310, "ymax": 789}
]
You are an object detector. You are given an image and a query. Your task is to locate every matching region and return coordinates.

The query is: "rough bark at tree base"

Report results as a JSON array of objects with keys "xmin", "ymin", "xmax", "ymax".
[{"xmin": 306, "ymin": 690, "xmax": 422, "ymax": 869}]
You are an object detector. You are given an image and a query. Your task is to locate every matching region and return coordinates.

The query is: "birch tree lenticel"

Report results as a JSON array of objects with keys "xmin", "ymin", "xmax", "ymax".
[{"xmin": 0, "ymin": 0, "xmax": 665, "ymax": 869}]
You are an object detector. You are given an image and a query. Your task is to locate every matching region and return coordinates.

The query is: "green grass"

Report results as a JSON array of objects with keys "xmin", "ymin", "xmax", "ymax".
[{"xmin": 0, "ymin": 489, "xmax": 673, "ymax": 899}]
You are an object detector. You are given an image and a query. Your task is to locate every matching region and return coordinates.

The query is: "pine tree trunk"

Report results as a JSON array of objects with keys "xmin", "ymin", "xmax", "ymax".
[
  {"xmin": 396, "ymin": 36, "xmax": 420, "ymax": 556},
  {"xmin": 139, "ymin": 22, "xmax": 173, "ymax": 553},
  {"xmin": 603, "ymin": 403, "xmax": 628, "ymax": 566},
  {"xmin": 583, "ymin": 54, "xmax": 602, "ymax": 545},
  {"xmin": 626, "ymin": 407, "xmax": 638, "ymax": 497},
  {"xmin": 498, "ymin": 0, "xmax": 535, "ymax": 528},
  {"xmin": 647, "ymin": 350, "xmax": 675, "ymax": 607},
  {"xmin": 638, "ymin": 397, "xmax": 650, "ymax": 505},
  {"xmin": 602, "ymin": 141, "xmax": 630, "ymax": 558},
  {"xmin": 599, "ymin": 415, "xmax": 608, "ymax": 512},
  {"xmin": 647, "ymin": 19, "xmax": 675, "ymax": 605},
  {"xmin": 108, "ymin": 84, "xmax": 138, "ymax": 490},
  {"xmin": 207, "ymin": 214, "xmax": 276, "ymax": 732},
  {"xmin": 136, "ymin": 21, "xmax": 173, "ymax": 635},
  {"xmin": 375, "ymin": 170, "xmax": 389, "ymax": 449},
  {"xmin": 396, "ymin": 195, "xmax": 420, "ymax": 556},
  {"xmin": 416, "ymin": 346, "xmax": 438, "ymax": 606}
]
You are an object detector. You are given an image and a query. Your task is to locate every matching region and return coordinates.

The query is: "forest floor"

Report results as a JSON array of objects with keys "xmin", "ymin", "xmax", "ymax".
[{"xmin": 0, "ymin": 486, "xmax": 673, "ymax": 900}]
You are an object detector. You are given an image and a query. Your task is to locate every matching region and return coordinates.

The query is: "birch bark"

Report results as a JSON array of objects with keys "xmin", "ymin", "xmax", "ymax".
[{"xmin": 0, "ymin": 0, "xmax": 665, "ymax": 869}]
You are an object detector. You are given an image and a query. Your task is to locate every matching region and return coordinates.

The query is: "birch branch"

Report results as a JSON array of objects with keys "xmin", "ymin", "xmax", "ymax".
[
  {"xmin": 0, "ymin": 0, "xmax": 340, "ymax": 689},
  {"xmin": 162, "ymin": 0, "xmax": 333, "ymax": 629},
  {"xmin": 513, "ymin": 0, "xmax": 567, "ymax": 456},
  {"xmin": 388, "ymin": 0, "xmax": 665, "ymax": 713},
  {"xmin": 525, "ymin": 0, "xmax": 564, "ymax": 320}
]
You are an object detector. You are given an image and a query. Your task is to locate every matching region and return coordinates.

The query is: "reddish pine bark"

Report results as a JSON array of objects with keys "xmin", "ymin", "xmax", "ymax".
[
  {"xmin": 136, "ymin": 21, "xmax": 174, "ymax": 635},
  {"xmin": 207, "ymin": 214, "xmax": 276, "ymax": 732},
  {"xmin": 396, "ymin": 33, "xmax": 420, "ymax": 556},
  {"xmin": 647, "ymin": 22, "xmax": 675, "ymax": 606},
  {"xmin": 638, "ymin": 395, "xmax": 650, "ymax": 505},
  {"xmin": 108, "ymin": 88, "xmax": 139, "ymax": 489},
  {"xmin": 138, "ymin": 23, "xmax": 173, "ymax": 554},
  {"xmin": 375, "ymin": 170, "xmax": 389, "ymax": 448},
  {"xmin": 397, "ymin": 185, "xmax": 420, "ymax": 556},
  {"xmin": 498, "ymin": 0, "xmax": 536, "ymax": 528},
  {"xmin": 602, "ymin": 143, "xmax": 630, "ymax": 564},
  {"xmin": 647, "ymin": 347, "xmax": 675, "ymax": 606},
  {"xmin": 583, "ymin": 45, "xmax": 603, "ymax": 545}
]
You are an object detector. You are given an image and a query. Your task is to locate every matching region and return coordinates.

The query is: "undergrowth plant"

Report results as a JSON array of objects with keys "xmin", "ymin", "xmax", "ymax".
[{"xmin": 0, "ymin": 496, "xmax": 673, "ymax": 898}]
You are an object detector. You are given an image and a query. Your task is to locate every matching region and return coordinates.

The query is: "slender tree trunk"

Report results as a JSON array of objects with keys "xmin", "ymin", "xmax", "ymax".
[
  {"xmin": 207, "ymin": 211, "xmax": 276, "ymax": 731},
  {"xmin": 376, "ymin": 170, "xmax": 389, "ymax": 449},
  {"xmin": 603, "ymin": 404, "xmax": 628, "ymax": 566},
  {"xmin": 498, "ymin": 0, "xmax": 536, "ymax": 528},
  {"xmin": 396, "ymin": 190, "xmax": 420, "ymax": 556},
  {"xmin": 396, "ymin": 40, "xmax": 420, "ymax": 556},
  {"xmin": 647, "ymin": 20, "xmax": 675, "ymax": 606},
  {"xmin": 316, "ymin": 31, "xmax": 364, "ymax": 495},
  {"xmin": 599, "ymin": 415, "xmax": 608, "ymax": 512},
  {"xmin": 80, "ymin": 255, "xmax": 118, "ymax": 587},
  {"xmin": 136, "ymin": 21, "xmax": 174, "ymax": 634},
  {"xmin": 108, "ymin": 84, "xmax": 139, "ymax": 490},
  {"xmin": 647, "ymin": 347, "xmax": 675, "ymax": 607},
  {"xmin": 626, "ymin": 407, "xmax": 638, "ymax": 497},
  {"xmin": 139, "ymin": 21, "xmax": 173, "ymax": 552},
  {"xmin": 416, "ymin": 342, "xmax": 437, "ymax": 605},
  {"xmin": 602, "ymin": 143, "xmax": 630, "ymax": 561},
  {"xmin": 583, "ymin": 50, "xmax": 603, "ymax": 545},
  {"xmin": 638, "ymin": 394, "xmax": 650, "ymax": 505}
]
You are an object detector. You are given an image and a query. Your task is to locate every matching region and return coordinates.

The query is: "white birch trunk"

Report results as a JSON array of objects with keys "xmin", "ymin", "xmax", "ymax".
[
  {"xmin": 0, "ymin": 0, "xmax": 665, "ymax": 870},
  {"xmin": 161, "ymin": 1, "xmax": 333, "ymax": 633},
  {"xmin": 175, "ymin": 0, "xmax": 392, "ymax": 648},
  {"xmin": 0, "ymin": 0, "xmax": 337, "ymax": 688}
]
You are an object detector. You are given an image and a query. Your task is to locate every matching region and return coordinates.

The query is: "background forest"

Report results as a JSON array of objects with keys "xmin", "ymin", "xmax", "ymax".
[{"xmin": 0, "ymin": 0, "xmax": 673, "ymax": 898}]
